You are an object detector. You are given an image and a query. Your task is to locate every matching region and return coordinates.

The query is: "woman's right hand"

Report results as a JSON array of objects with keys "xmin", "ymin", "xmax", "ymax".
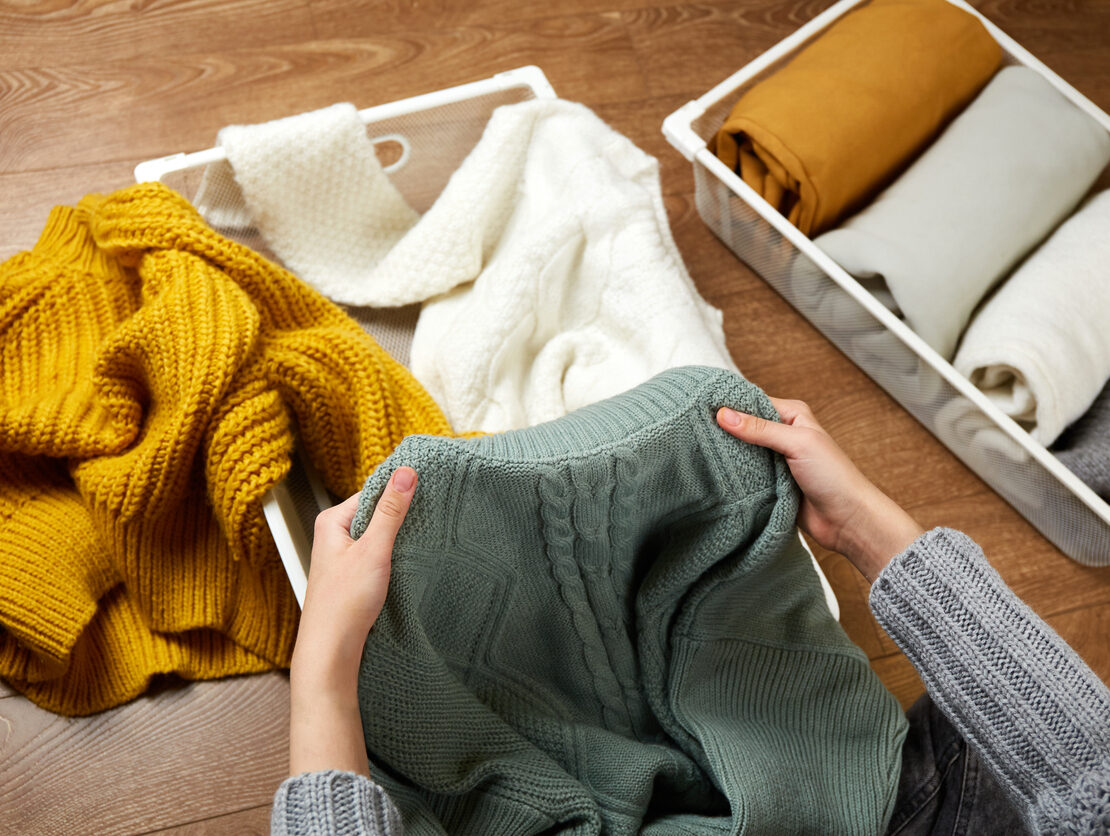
[
  {"xmin": 717, "ymin": 398, "xmax": 924, "ymax": 581},
  {"xmin": 288, "ymin": 466, "xmax": 417, "ymax": 777}
]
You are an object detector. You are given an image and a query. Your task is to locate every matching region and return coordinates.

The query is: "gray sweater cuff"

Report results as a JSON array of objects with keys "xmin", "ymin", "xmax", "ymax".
[
  {"xmin": 271, "ymin": 769, "xmax": 403, "ymax": 836},
  {"xmin": 869, "ymin": 527, "xmax": 1110, "ymax": 834}
]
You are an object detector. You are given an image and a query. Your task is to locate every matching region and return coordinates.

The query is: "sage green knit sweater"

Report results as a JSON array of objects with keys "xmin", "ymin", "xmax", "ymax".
[{"xmin": 350, "ymin": 366, "xmax": 907, "ymax": 834}]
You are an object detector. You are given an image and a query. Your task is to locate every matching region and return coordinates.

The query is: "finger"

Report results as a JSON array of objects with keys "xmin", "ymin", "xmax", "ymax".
[
  {"xmin": 767, "ymin": 397, "xmax": 822, "ymax": 431},
  {"xmin": 356, "ymin": 467, "xmax": 417, "ymax": 559},
  {"xmin": 313, "ymin": 492, "xmax": 362, "ymax": 546},
  {"xmin": 716, "ymin": 407, "xmax": 802, "ymax": 458}
]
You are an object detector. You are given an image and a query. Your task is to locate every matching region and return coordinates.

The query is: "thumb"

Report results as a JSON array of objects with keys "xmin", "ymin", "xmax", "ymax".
[
  {"xmin": 355, "ymin": 467, "xmax": 417, "ymax": 560},
  {"xmin": 716, "ymin": 407, "xmax": 800, "ymax": 458}
]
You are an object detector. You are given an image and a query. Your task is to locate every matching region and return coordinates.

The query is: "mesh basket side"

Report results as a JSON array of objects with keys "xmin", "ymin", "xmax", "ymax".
[{"xmin": 692, "ymin": 160, "xmax": 1110, "ymax": 565}]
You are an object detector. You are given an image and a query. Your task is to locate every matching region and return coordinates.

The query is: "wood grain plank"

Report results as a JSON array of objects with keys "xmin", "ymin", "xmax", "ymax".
[
  {"xmin": 1044, "ymin": 601, "xmax": 1110, "ymax": 686},
  {"xmin": 812, "ymin": 491, "xmax": 1110, "ymax": 675},
  {"xmin": 0, "ymin": 159, "xmax": 139, "ymax": 261},
  {"xmin": 620, "ymin": 0, "xmax": 836, "ymax": 98},
  {"xmin": 972, "ymin": 0, "xmax": 1110, "ymax": 111},
  {"xmin": 870, "ymin": 653, "xmax": 927, "ymax": 711},
  {"xmin": 0, "ymin": 19, "xmax": 647, "ymax": 175},
  {"xmin": 306, "ymin": 0, "xmax": 668, "ymax": 32},
  {"xmin": 0, "ymin": 674, "xmax": 290, "ymax": 835},
  {"xmin": 143, "ymin": 805, "xmax": 272, "ymax": 835},
  {"xmin": 300, "ymin": 13, "xmax": 650, "ymax": 109},
  {"xmin": 0, "ymin": 0, "xmax": 316, "ymax": 71},
  {"xmin": 620, "ymin": 0, "xmax": 1110, "ymax": 111},
  {"xmin": 814, "ymin": 545, "xmax": 890, "ymax": 657},
  {"xmin": 813, "ymin": 490, "xmax": 1110, "ymax": 668},
  {"xmin": 910, "ymin": 493, "xmax": 1110, "ymax": 621}
]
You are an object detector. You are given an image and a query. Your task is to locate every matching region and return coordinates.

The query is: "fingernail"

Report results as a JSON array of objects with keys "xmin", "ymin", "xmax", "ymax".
[
  {"xmin": 392, "ymin": 467, "xmax": 416, "ymax": 492},
  {"xmin": 718, "ymin": 407, "xmax": 742, "ymax": 429}
]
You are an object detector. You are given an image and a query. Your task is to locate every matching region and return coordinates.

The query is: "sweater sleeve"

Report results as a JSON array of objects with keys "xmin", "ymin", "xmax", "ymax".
[
  {"xmin": 270, "ymin": 769, "xmax": 404, "ymax": 836},
  {"xmin": 869, "ymin": 527, "xmax": 1110, "ymax": 835}
]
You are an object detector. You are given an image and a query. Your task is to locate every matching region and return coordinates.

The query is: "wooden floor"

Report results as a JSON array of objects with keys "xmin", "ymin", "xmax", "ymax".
[{"xmin": 2, "ymin": 0, "xmax": 1109, "ymax": 832}]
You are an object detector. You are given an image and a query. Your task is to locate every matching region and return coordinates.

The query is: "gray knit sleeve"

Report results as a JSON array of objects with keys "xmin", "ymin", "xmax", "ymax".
[
  {"xmin": 271, "ymin": 769, "xmax": 404, "ymax": 836},
  {"xmin": 869, "ymin": 527, "xmax": 1110, "ymax": 835}
]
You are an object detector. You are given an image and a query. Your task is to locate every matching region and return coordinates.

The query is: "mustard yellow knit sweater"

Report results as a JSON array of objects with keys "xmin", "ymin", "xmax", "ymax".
[{"xmin": 0, "ymin": 183, "xmax": 453, "ymax": 715}]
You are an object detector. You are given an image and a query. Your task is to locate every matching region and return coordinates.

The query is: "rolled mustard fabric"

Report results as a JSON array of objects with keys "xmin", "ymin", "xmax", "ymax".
[
  {"xmin": 712, "ymin": 0, "xmax": 1000, "ymax": 235},
  {"xmin": 0, "ymin": 183, "xmax": 453, "ymax": 715}
]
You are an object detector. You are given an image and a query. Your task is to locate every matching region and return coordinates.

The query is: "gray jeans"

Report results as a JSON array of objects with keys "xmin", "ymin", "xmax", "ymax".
[{"xmin": 886, "ymin": 695, "xmax": 1031, "ymax": 836}]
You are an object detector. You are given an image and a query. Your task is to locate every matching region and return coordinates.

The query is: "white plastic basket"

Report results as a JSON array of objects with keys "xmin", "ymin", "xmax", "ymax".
[
  {"xmin": 135, "ymin": 65, "xmax": 839, "ymax": 618},
  {"xmin": 662, "ymin": 0, "xmax": 1110, "ymax": 566}
]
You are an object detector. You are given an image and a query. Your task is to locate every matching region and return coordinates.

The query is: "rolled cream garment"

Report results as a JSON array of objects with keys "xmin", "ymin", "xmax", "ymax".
[
  {"xmin": 954, "ymin": 191, "xmax": 1110, "ymax": 447},
  {"xmin": 815, "ymin": 67, "xmax": 1110, "ymax": 360},
  {"xmin": 713, "ymin": 0, "xmax": 1000, "ymax": 235}
]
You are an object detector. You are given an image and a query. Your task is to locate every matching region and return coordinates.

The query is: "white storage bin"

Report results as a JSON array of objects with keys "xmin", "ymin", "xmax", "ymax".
[
  {"xmin": 135, "ymin": 66, "xmax": 839, "ymax": 616},
  {"xmin": 662, "ymin": 0, "xmax": 1110, "ymax": 566}
]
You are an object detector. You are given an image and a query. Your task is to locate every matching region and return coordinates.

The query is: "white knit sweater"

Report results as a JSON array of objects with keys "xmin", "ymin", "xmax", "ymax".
[
  {"xmin": 407, "ymin": 99, "xmax": 737, "ymax": 432},
  {"xmin": 210, "ymin": 98, "xmax": 737, "ymax": 433}
]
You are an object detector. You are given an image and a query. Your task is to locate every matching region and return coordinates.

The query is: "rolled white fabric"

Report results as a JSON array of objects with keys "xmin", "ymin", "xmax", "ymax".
[
  {"xmin": 814, "ymin": 66, "xmax": 1110, "ymax": 360},
  {"xmin": 954, "ymin": 191, "xmax": 1110, "ymax": 446},
  {"xmin": 409, "ymin": 99, "xmax": 737, "ymax": 433},
  {"xmin": 215, "ymin": 103, "xmax": 421, "ymax": 305}
]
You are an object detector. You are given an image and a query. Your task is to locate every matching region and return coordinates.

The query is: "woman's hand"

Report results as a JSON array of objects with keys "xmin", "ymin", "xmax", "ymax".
[
  {"xmin": 717, "ymin": 399, "xmax": 923, "ymax": 581},
  {"xmin": 288, "ymin": 466, "xmax": 417, "ymax": 776}
]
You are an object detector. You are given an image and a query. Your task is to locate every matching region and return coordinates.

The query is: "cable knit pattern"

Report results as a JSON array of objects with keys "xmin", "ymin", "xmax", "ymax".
[
  {"xmin": 0, "ymin": 182, "xmax": 453, "ymax": 715},
  {"xmin": 271, "ymin": 770, "xmax": 403, "ymax": 836},
  {"xmin": 539, "ymin": 467, "xmax": 634, "ymax": 737},
  {"xmin": 870, "ymin": 528, "xmax": 1110, "ymax": 834},
  {"xmin": 347, "ymin": 366, "xmax": 905, "ymax": 834}
]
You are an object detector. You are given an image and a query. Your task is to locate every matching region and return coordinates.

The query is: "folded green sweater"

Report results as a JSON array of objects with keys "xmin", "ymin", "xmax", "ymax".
[{"xmin": 350, "ymin": 366, "xmax": 907, "ymax": 834}]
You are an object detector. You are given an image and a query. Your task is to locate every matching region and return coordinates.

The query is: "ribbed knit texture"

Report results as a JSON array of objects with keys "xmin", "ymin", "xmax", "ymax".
[
  {"xmin": 0, "ymin": 182, "xmax": 453, "ymax": 715},
  {"xmin": 350, "ymin": 366, "xmax": 907, "ymax": 835},
  {"xmin": 870, "ymin": 528, "xmax": 1110, "ymax": 835},
  {"xmin": 272, "ymin": 770, "xmax": 404, "ymax": 836}
]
